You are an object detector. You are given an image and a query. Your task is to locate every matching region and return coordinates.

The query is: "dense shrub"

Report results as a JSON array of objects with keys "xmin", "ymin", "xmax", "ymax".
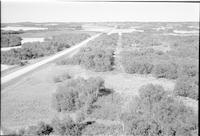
[
  {"xmin": 87, "ymin": 33, "xmax": 118, "ymax": 49},
  {"xmin": 153, "ymin": 96, "xmax": 198, "ymax": 136},
  {"xmin": 21, "ymin": 42, "xmax": 56, "ymax": 59},
  {"xmin": 178, "ymin": 63, "xmax": 198, "ymax": 78},
  {"xmin": 153, "ymin": 61, "xmax": 178, "ymax": 79},
  {"xmin": 1, "ymin": 34, "xmax": 22, "ymax": 47},
  {"xmin": 120, "ymin": 34, "xmax": 198, "ymax": 81},
  {"xmin": 174, "ymin": 76, "xmax": 198, "ymax": 100},
  {"xmin": 49, "ymin": 33, "xmax": 90, "ymax": 50},
  {"xmin": 120, "ymin": 51, "xmax": 154, "ymax": 74},
  {"xmin": 1, "ymin": 30, "xmax": 24, "ymax": 34},
  {"xmin": 56, "ymin": 33, "xmax": 118, "ymax": 72},
  {"xmin": 79, "ymin": 48, "xmax": 114, "ymax": 72},
  {"xmin": 167, "ymin": 36, "xmax": 199, "ymax": 59},
  {"xmin": 1, "ymin": 42, "xmax": 54, "ymax": 65},
  {"xmin": 58, "ymin": 47, "xmax": 115, "ymax": 72},
  {"xmin": 1, "ymin": 49, "xmax": 22, "ymax": 65},
  {"xmin": 139, "ymin": 84, "xmax": 166, "ymax": 107},
  {"xmin": 168, "ymin": 46, "xmax": 198, "ymax": 59},
  {"xmin": 121, "ymin": 84, "xmax": 198, "ymax": 136},
  {"xmin": 120, "ymin": 49, "xmax": 159, "ymax": 74},
  {"xmin": 51, "ymin": 115, "xmax": 83, "ymax": 136},
  {"xmin": 82, "ymin": 123, "xmax": 123, "ymax": 136},
  {"xmin": 124, "ymin": 57, "xmax": 154, "ymax": 74},
  {"xmin": 52, "ymin": 77, "xmax": 105, "ymax": 113}
]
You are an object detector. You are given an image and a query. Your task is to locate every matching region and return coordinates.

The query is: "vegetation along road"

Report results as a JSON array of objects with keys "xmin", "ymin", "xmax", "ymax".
[{"xmin": 1, "ymin": 33, "xmax": 102, "ymax": 85}]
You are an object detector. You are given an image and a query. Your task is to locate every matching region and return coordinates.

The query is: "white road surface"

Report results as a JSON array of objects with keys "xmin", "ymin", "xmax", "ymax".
[{"xmin": 1, "ymin": 33, "xmax": 101, "ymax": 84}]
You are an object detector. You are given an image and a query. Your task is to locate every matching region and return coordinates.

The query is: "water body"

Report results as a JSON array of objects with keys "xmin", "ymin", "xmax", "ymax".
[
  {"xmin": 2, "ymin": 26, "xmax": 48, "ymax": 31},
  {"xmin": 173, "ymin": 30, "xmax": 199, "ymax": 34},
  {"xmin": 21, "ymin": 38, "xmax": 45, "ymax": 44},
  {"xmin": 107, "ymin": 28, "xmax": 144, "ymax": 35}
]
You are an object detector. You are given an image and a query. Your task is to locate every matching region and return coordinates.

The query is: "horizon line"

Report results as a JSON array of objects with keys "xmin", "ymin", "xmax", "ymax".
[{"xmin": 2, "ymin": 21, "xmax": 200, "ymax": 24}]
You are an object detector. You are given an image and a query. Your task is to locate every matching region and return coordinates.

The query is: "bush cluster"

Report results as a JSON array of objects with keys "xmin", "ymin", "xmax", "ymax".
[
  {"xmin": 1, "ymin": 30, "xmax": 24, "ymax": 35},
  {"xmin": 82, "ymin": 123, "xmax": 123, "ymax": 135},
  {"xmin": 174, "ymin": 76, "xmax": 198, "ymax": 100},
  {"xmin": 57, "ymin": 47, "xmax": 115, "ymax": 72},
  {"xmin": 1, "ymin": 42, "xmax": 55, "ymax": 65},
  {"xmin": 1, "ymin": 34, "xmax": 22, "ymax": 47},
  {"xmin": 79, "ymin": 47, "xmax": 115, "ymax": 72},
  {"xmin": 48, "ymin": 33, "xmax": 90, "ymax": 51},
  {"xmin": 5, "ymin": 116, "xmax": 84, "ymax": 136},
  {"xmin": 153, "ymin": 61, "xmax": 178, "ymax": 79},
  {"xmin": 120, "ymin": 49, "xmax": 198, "ymax": 80},
  {"xmin": 52, "ymin": 77, "xmax": 105, "ymax": 113},
  {"xmin": 57, "ymin": 34, "xmax": 118, "ymax": 72},
  {"xmin": 121, "ymin": 84, "xmax": 198, "ymax": 136},
  {"xmin": 87, "ymin": 33, "xmax": 118, "ymax": 49},
  {"xmin": 167, "ymin": 35, "xmax": 199, "ymax": 59},
  {"xmin": 120, "ymin": 50, "xmax": 155, "ymax": 74},
  {"xmin": 51, "ymin": 115, "xmax": 83, "ymax": 136},
  {"xmin": 1, "ymin": 49, "xmax": 22, "ymax": 65},
  {"xmin": 178, "ymin": 62, "xmax": 198, "ymax": 78},
  {"xmin": 122, "ymin": 56, "xmax": 154, "ymax": 74}
]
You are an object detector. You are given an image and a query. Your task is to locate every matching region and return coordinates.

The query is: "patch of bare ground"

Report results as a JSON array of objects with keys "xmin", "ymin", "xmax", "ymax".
[{"xmin": 1, "ymin": 64, "xmax": 58, "ymax": 130}]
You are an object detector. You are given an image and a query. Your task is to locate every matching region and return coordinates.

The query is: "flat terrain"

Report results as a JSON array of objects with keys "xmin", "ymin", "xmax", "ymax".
[
  {"xmin": 1, "ymin": 63, "xmax": 175, "ymax": 130},
  {"xmin": 1, "ymin": 22, "xmax": 199, "ymax": 133}
]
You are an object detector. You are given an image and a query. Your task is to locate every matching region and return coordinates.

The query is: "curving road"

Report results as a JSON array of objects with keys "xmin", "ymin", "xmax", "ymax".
[{"xmin": 1, "ymin": 33, "xmax": 101, "ymax": 85}]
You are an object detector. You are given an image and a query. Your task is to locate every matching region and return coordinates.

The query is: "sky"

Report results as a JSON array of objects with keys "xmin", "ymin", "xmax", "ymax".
[{"xmin": 1, "ymin": 0, "xmax": 199, "ymax": 23}]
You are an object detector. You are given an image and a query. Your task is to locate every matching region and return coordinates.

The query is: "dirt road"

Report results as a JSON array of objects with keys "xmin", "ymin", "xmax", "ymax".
[{"xmin": 1, "ymin": 33, "xmax": 101, "ymax": 84}]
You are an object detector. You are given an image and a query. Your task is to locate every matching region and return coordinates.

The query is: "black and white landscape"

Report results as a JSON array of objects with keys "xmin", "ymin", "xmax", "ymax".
[{"xmin": 1, "ymin": 1, "xmax": 199, "ymax": 136}]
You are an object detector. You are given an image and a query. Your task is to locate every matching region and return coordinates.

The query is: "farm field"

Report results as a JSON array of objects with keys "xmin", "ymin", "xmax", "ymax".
[{"xmin": 1, "ymin": 22, "xmax": 199, "ymax": 136}]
